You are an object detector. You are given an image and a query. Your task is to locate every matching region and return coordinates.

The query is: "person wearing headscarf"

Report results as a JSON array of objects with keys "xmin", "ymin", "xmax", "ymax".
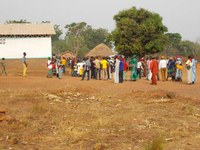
[
  {"xmin": 191, "ymin": 55, "xmax": 198, "ymax": 84},
  {"xmin": 150, "ymin": 56, "xmax": 159, "ymax": 85},
  {"xmin": 167, "ymin": 57, "xmax": 176, "ymax": 81},
  {"xmin": 130, "ymin": 55, "xmax": 138, "ymax": 81},
  {"xmin": 186, "ymin": 55, "xmax": 193, "ymax": 84},
  {"xmin": 175, "ymin": 56, "xmax": 183, "ymax": 81},
  {"xmin": 123, "ymin": 58, "xmax": 128, "ymax": 81}
]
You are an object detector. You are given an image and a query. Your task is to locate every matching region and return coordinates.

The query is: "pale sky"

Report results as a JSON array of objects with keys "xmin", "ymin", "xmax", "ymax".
[{"xmin": 1, "ymin": 0, "xmax": 200, "ymax": 41}]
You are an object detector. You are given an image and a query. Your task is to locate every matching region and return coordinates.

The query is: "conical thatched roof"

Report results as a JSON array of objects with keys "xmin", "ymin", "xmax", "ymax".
[{"xmin": 85, "ymin": 43, "xmax": 114, "ymax": 57}]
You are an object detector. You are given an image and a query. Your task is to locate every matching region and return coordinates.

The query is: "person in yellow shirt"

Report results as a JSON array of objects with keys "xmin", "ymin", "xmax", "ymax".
[
  {"xmin": 100, "ymin": 57, "xmax": 108, "ymax": 80},
  {"xmin": 61, "ymin": 57, "xmax": 66, "ymax": 73}
]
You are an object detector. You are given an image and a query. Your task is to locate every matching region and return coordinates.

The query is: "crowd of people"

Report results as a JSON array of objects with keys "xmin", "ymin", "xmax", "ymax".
[
  {"xmin": 45, "ymin": 54, "xmax": 197, "ymax": 85},
  {"xmin": 1, "ymin": 52, "xmax": 197, "ymax": 86}
]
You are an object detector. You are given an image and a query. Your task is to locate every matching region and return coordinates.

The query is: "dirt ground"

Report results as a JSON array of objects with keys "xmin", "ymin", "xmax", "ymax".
[{"xmin": 0, "ymin": 59, "xmax": 200, "ymax": 150}]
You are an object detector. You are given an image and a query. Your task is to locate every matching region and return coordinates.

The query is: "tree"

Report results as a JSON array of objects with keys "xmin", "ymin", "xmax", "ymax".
[
  {"xmin": 65, "ymin": 22, "xmax": 112, "ymax": 57},
  {"xmin": 177, "ymin": 41, "xmax": 200, "ymax": 56},
  {"xmin": 111, "ymin": 7, "xmax": 168, "ymax": 57},
  {"xmin": 5, "ymin": 19, "xmax": 30, "ymax": 24},
  {"xmin": 163, "ymin": 33, "xmax": 182, "ymax": 55},
  {"xmin": 52, "ymin": 25, "xmax": 63, "ymax": 42}
]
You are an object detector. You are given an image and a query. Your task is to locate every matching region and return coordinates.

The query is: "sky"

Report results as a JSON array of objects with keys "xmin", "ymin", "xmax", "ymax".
[{"xmin": 1, "ymin": 0, "xmax": 200, "ymax": 42}]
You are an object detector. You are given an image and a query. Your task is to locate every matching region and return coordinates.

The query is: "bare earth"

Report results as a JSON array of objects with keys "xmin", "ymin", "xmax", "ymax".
[{"xmin": 0, "ymin": 59, "xmax": 200, "ymax": 150}]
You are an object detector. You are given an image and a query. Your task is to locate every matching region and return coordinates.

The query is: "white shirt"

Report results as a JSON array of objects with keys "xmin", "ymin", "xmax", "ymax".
[
  {"xmin": 47, "ymin": 60, "xmax": 52, "ymax": 69},
  {"xmin": 137, "ymin": 61, "xmax": 142, "ymax": 69},
  {"xmin": 159, "ymin": 59, "xmax": 167, "ymax": 69}
]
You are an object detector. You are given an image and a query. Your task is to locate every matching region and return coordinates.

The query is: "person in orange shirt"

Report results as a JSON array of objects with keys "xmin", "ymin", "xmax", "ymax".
[{"xmin": 150, "ymin": 56, "xmax": 159, "ymax": 85}]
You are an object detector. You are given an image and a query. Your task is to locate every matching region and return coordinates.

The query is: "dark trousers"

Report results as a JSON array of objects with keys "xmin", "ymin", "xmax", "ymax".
[
  {"xmin": 91, "ymin": 68, "xmax": 95, "ymax": 79},
  {"xmin": 95, "ymin": 68, "xmax": 101, "ymax": 80},
  {"xmin": 119, "ymin": 70, "xmax": 124, "ymax": 83},
  {"xmin": 107, "ymin": 67, "xmax": 110, "ymax": 79},
  {"xmin": 137, "ymin": 68, "xmax": 141, "ymax": 79},
  {"xmin": 82, "ymin": 70, "xmax": 90, "ymax": 80}
]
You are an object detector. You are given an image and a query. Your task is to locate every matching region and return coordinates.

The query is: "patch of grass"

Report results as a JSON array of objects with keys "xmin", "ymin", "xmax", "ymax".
[
  {"xmin": 0, "ymin": 145, "xmax": 4, "ymax": 150},
  {"xmin": 145, "ymin": 136, "xmax": 164, "ymax": 150}
]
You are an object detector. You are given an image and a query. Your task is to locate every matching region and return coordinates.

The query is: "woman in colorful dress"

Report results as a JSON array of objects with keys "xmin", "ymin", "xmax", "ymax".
[{"xmin": 130, "ymin": 55, "xmax": 138, "ymax": 81}]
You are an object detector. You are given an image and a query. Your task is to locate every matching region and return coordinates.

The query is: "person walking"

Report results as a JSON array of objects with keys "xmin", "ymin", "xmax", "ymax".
[
  {"xmin": 22, "ymin": 52, "xmax": 28, "ymax": 77},
  {"xmin": 0, "ymin": 58, "xmax": 7, "ymax": 76},
  {"xmin": 150, "ymin": 56, "xmax": 159, "ymax": 85}
]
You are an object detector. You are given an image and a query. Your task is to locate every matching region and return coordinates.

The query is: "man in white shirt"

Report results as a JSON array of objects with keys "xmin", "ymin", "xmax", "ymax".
[
  {"xmin": 159, "ymin": 56, "xmax": 167, "ymax": 81},
  {"xmin": 137, "ymin": 59, "xmax": 142, "ymax": 79}
]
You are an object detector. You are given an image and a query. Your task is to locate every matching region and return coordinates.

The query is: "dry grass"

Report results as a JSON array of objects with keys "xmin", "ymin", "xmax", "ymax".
[{"xmin": 1, "ymin": 88, "xmax": 200, "ymax": 150}]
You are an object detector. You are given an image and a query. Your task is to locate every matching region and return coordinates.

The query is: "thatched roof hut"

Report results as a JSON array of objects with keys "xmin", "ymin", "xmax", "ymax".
[
  {"xmin": 85, "ymin": 43, "xmax": 114, "ymax": 57},
  {"xmin": 60, "ymin": 51, "xmax": 75, "ymax": 59}
]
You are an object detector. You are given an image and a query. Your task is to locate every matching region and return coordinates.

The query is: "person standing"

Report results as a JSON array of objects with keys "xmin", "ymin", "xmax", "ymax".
[
  {"xmin": 137, "ymin": 58, "xmax": 142, "ymax": 79},
  {"xmin": 61, "ymin": 57, "xmax": 66, "ymax": 74},
  {"xmin": 186, "ymin": 56, "xmax": 193, "ymax": 84},
  {"xmin": 90, "ymin": 57, "xmax": 95, "ymax": 79},
  {"xmin": 147, "ymin": 57, "xmax": 152, "ymax": 81},
  {"xmin": 114, "ymin": 56, "xmax": 120, "ymax": 83},
  {"xmin": 81, "ymin": 57, "xmax": 91, "ymax": 80},
  {"xmin": 100, "ymin": 57, "xmax": 108, "ymax": 80},
  {"xmin": 93, "ymin": 56, "xmax": 101, "ymax": 80},
  {"xmin": 22, "ymin": 52, "xmax": 28, "ymax": 77},
  {"xmin": 192, "ymin": 56, "xmax": 198, "ymax": 84},
  {"xmin": 175, "ymin": 57, "xmax": 183, "ymax": 81},
  {"xmin": 159, "ymin": 56, "xmax": 167, "ymax": 81},
  {"xmin": 123, "ymin": 58, "xmax": 128, "ymax": 81},
  {"xmin": 47, "ymin": 57, "xmax": 53, "ymax": 78},
  {"xmin": 0, "ymin": 58, "xmax": 7, "ymax": 76},
  {"xmin": 119, "ymin": 56, "xmax": 124, "ymax": 83},
  {"xmin": 130, "ymin": 55, "xmax": 138, "ymax": 81},
  {"xmin": 167, "ymin": 57, "xmax": 176, "ymax": 81},
  {"xmin": 150, "ymin": 56, "xmax": 159, "ymax": 85}
]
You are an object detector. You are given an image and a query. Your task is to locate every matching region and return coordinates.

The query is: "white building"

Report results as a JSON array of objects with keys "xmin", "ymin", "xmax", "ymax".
[{"xmin": 0, "ymin": 23, "xmax": 55, "ymax": 59}]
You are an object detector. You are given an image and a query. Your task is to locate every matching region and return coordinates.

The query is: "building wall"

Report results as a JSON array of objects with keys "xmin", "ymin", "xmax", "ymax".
[{"xmin": 0, "ymin": 37, "xmax": 52, "ymax": 59}]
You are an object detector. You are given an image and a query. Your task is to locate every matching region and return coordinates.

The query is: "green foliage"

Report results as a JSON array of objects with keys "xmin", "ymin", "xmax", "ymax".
[
  {"xmin": 177, "ymin": 41, "xmax": 200, "ymax": 56},
  {"xmin": 5, "ymin": 19, "xmax": 30, "ymax": 24},
  {"xmin": 111, "ymin": 7, "xmax": 168, "ymax": 57},
  {"xmin": 52, "ymin": 40, "xmax": 67, "ymax": 54},
  {"xmin": 52, "ymin": 25, "xmax": 63, "ymax": 42},
  {"xmin": 65, "ymin": 22, "xmax": 112, "ymax": 57}
]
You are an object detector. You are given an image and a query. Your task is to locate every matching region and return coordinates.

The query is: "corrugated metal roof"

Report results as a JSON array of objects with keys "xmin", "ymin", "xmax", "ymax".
[{"xmin": 0, "ymin": 23, "xmax": 55, "ymax": 35}]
